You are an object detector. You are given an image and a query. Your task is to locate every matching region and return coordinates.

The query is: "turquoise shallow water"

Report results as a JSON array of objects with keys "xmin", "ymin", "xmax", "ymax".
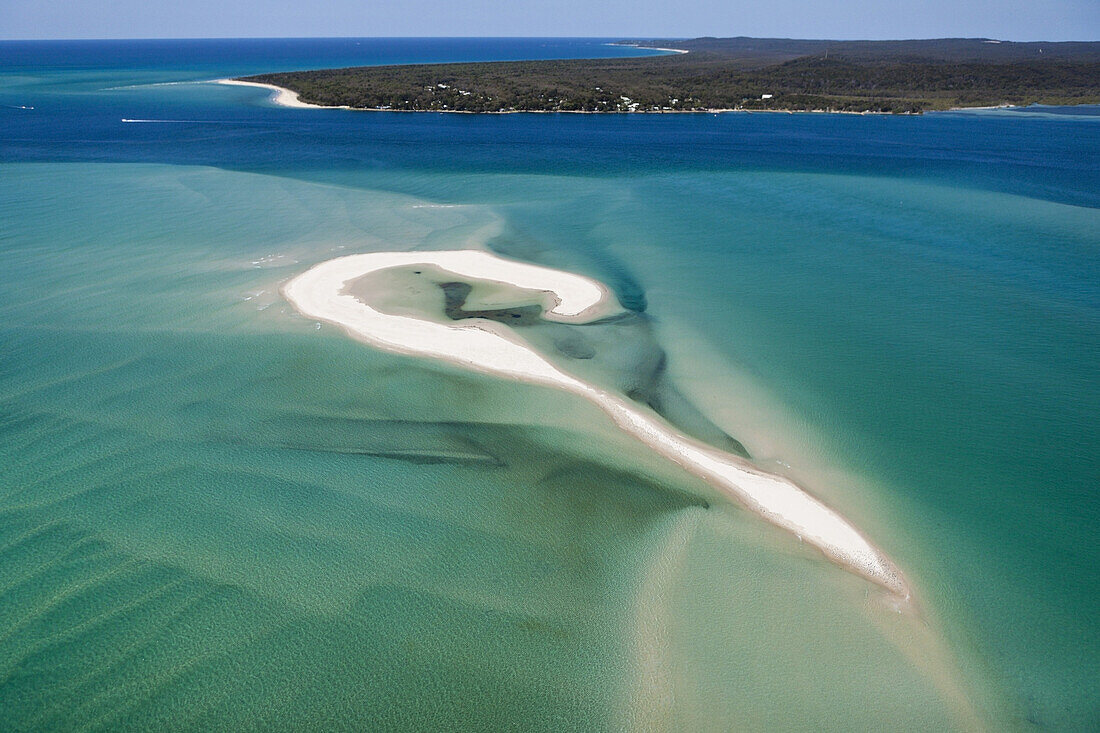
[{"xmin": 1, "ymin": 40, "xmax": 1098, "ymax": 730}]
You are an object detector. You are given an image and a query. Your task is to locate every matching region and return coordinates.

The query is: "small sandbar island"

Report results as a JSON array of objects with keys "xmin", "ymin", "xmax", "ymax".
[{"xmin": 284, "ymin": 249, "xmax": 908, "ymax": 596}]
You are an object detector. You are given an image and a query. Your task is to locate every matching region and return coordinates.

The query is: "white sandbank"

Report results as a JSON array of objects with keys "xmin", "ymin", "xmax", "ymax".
[
  {"xmin": 215, "ymin": 79, "xmax": 342, "ymax": 109},
  {"xmin": 283, "ymin": 250, "xmax": 907, "ymax": 596},
  {"xmin": 608, "ymin": 43, "xmax": 690, "ymax": 55}
]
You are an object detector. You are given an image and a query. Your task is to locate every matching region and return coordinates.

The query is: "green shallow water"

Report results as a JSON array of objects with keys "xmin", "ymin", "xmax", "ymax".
[
  {"xmin": 490, "ymin": 169, "xmax": 1100, "ymax": 729},
  {"xmin": 1, "ymin": 162, "xmax": 998, "ymax": 730}
]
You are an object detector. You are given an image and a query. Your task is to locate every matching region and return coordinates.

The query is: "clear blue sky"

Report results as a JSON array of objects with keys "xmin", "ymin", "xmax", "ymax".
[{"xmin": 2, "ymin": 0, "xmax": 1098, "ymax": 41}]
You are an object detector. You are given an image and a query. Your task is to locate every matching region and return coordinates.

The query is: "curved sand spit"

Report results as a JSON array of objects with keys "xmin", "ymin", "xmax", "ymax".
[
  {"xmin": 216, "ymin": 78, "xmax": 338, "ymax": 109},
  {"xmin": 284, "ymin": 250, "xmax": 907, "ymax": 596}
]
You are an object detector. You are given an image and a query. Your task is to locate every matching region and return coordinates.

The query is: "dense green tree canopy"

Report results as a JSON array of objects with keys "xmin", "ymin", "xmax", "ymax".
[{"xmin": 245, "ymin": 37, "xmax": 1100, "ymax": 114}]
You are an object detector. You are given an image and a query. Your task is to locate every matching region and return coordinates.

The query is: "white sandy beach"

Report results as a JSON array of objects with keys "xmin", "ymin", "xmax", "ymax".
[
  {"xmin": 215, "ymin": 78, "xmax": 343, "ymax": 109},
  {"xmin": 609, "ymin": 43, "xmax": 690, "ymax": 54},
  {"xmin": 283, "ymin": 249, "xmax": 907, "ymax": 596}
]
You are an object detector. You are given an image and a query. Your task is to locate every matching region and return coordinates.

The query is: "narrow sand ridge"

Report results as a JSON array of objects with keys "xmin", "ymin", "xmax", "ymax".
[{"xmin": 283, "ymin": 250, "xmax": 907, "ymax": 596}]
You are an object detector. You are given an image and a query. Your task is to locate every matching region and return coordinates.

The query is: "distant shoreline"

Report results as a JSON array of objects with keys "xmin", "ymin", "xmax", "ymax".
[
  {"xmin": 222, "ymin": 36, "xmax": 1100, "ymax": 115},
  {"xmin": 214, "ymin": 78, "xmax": 1012, "ymax": 116},
  {"xmin": 607, "ymin": 42, "xmax": 690, "ymax": 55}
]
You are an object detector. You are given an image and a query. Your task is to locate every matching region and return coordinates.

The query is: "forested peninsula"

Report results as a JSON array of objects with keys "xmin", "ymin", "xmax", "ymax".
[{"xmin": 241, "ymin": 37, "xmax": 1100, "ymax": 114}]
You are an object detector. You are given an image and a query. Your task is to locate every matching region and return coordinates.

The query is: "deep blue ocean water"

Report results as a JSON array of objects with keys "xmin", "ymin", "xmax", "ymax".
[{"xmin": 1, "ymin": 39, "xmax": 1098, "ymax": 731}]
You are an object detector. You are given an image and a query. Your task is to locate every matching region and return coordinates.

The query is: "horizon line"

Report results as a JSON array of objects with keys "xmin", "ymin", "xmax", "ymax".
[{"xmin": 3, "ymin": 34, "xmax": 1099, "ymax": 43}]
